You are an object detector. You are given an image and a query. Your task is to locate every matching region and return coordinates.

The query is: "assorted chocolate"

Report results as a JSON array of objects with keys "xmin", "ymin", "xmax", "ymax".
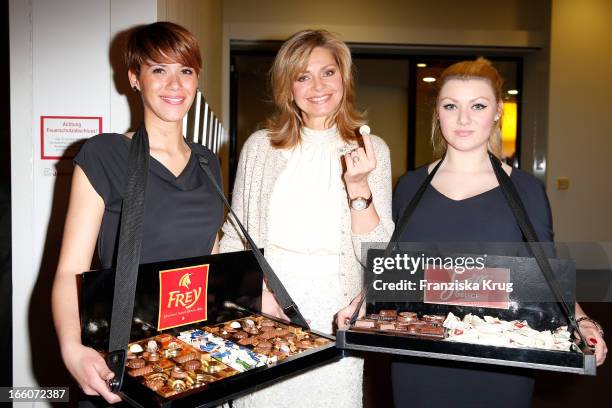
[
  {"xmin": 183, "ymin": 315, "xmax": 331, "ymax": 364},
  {"xmin": 124, "ymin": 310, "xmax": 576, "ymax": 398},
  {"xmin": 125, "ymin": 334, "xmax": 237, "ymax": 398},
  {"xmin": 125, "ymin": 314, "xmax": 332, "ymax": 398},
  {"xmin": 353, "ymin": 310, "xmax": 445, "ymax": 338}
]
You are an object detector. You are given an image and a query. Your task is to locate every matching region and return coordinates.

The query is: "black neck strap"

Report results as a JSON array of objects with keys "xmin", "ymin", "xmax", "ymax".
[
  {"xmin": 349, "ymin": 156, "xmax": 445, "ymax": 325},
  {"xmin": 189, "ymin": 147, "xmax": 310, "ymax": 330},
  {"xmin": 488, "ymin": 152, "xmax": 583, "ymax": 343},
  {"xmin": 106, "ymin": 124, "xmax": 150, "ymax": 392}
]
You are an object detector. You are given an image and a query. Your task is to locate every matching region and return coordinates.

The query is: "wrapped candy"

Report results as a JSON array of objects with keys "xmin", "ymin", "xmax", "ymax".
[{"xmin": 444, "ymin": 312, "xmax": 573, "ymax": 351}]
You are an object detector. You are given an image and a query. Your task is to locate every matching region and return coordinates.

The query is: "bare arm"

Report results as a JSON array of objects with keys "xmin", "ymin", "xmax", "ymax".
[
  {"xmin": 211, "ymin": 234, "xmax": 220, "ymax": 254},
  {"xmin": 337, "ymin": 134, "xmax": 393, "ymax": 329},
  {"xmin": 344, "ymin": 133, "xmax": 380, "ymax": 233},
  {"xmin": 345, "ymin": 134, "xmax": 394, "ymax": 253},
  {"xmin": 51, "ymin": 166, "xmax": 121, "ymax": 403}
]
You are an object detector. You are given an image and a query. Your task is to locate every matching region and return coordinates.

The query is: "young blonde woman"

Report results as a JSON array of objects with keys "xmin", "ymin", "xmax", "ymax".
[
  {"xmin": 220, "ymin": 29, "xmax": 393, "ymax": 407},
  {"xmin": 390, "ymin": 58, "xmax": 606, "ymax": 407}
]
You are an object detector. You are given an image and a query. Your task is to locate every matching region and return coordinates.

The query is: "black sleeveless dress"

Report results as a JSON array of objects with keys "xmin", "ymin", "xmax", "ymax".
[
  {"xmin": 391, "ymin": 165, "xmax": 553, "ymax": 408},
  {"xmin": 74, "ymin": 133, "xmax": 224, "ymax": 268}
]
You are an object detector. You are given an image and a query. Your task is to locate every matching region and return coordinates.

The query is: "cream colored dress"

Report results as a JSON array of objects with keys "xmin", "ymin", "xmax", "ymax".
[{"xmin": 231, "ymin": 126, "xmax": 363, "ymax": 408}]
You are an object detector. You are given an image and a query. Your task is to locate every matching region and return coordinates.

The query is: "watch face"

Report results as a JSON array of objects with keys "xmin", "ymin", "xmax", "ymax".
[{"xmin": 350, "ymin": 198, "xmax": 367, "ymax": 211}]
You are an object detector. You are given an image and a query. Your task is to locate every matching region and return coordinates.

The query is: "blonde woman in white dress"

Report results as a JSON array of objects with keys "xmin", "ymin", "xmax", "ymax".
[{"xmin": 220, "ymin": 29, "xmax": 393, "ymax": 407}]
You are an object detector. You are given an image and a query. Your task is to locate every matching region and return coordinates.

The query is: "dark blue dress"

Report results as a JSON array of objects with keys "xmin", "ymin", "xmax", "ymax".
[{"xmin": 391, "ymin": 165, "xmax": 553, "ymax": 408}]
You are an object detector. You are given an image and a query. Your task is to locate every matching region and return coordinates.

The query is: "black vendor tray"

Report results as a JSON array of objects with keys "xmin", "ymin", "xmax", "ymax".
[
  {"xmin": 80, "ymin": 250, "xmax": 341, "ymax": 407},
  {"xmin": 336, "ymin": 249, "xmax": 595, "ymax": 376},
  {"xmin": 336, "ymin": 329, "xmax": 594, "ymax": 375}
]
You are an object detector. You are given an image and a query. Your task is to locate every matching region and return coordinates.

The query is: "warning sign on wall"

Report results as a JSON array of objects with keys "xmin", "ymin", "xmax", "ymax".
[{"xmin": 40, "ymin": 116, "xmax": 102, "ymax": 160}]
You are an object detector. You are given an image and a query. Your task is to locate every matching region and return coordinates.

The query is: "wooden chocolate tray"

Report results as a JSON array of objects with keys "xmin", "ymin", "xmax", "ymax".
[{"xmin": 336, "ymin": 328, "xmax": 596, "ymax": 375}]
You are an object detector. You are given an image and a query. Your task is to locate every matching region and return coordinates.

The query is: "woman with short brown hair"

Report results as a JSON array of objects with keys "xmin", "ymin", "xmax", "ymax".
[{"xmin": 52, "ymin": 22, "xmax": 223, "ymax": 405}]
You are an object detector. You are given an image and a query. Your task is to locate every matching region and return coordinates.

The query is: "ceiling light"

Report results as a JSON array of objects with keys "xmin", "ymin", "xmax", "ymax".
[
  {"xmin": 417, "ymin": 63, "xmax": 427, "ymax": 68},
  {"xmin": 507, "ymin": 89, "xmax": 519, "ymax": 95},
  {"xmin": 422, "ymin": 77, "xmax": 436, "ymax": 83}
]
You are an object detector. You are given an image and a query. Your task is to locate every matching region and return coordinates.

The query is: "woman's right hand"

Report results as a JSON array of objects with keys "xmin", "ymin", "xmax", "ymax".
[
  {"xmin": 261, "ymin": 289, "xmax": 290, "ymax": 322},
  {"xmin": 52, "ymin": 165, "xmax": 116, "ymax": 401},
  {"xmin": 343, "ymin": 133, "xmax": 377, "ymax": 188},
  {"xmin": 62, "ymin": 342, "xmax": 122, "ymax": 404}
]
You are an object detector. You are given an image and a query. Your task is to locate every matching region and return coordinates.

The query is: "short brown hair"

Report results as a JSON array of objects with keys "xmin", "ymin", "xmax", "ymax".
[
  {"xmin": 267, "ymin": 29, "xmax": 365, "ymax": 148},
  {"xmin": 125, "ymin": 22, "xmax": 202, "ymax": 75},
  {"xmin": 431, "ymin": 57, "xmax": 503, "ymax": 158}
]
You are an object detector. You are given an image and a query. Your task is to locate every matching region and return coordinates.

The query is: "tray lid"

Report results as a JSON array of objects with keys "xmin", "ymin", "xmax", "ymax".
[
  {"xmin": 364, "ymin": 247, "xmax": 576, "ymax": 331},
  {"xmin": 80, "ymin": 250, "xmax": 263, "ymax": 350}
]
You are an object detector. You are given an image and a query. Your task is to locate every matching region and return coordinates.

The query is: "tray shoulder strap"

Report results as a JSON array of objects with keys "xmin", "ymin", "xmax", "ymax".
[
  {"xmin": 348, "ymin": 158, "xmax": 445, "ymax": 325},
  {"xmin": 388, "ymin": 159, "xmax": 444, "ymax": 253},
  {"xmin": 488, "ymin": 153, "xmax": 583, "ymax": 341},
  {"xmin": 106, "ymin": 124, "xmax": 150, "ymax": 391}
]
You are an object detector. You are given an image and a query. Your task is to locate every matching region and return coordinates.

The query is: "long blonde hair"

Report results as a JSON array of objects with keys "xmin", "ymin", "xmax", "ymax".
[
  {"xmin": 431, "ymin": 57, "xmax": 503, "ymax": 158},
  {"xmin": 267, "ymin": 29, "xmax": 365, "ymax": 148}
]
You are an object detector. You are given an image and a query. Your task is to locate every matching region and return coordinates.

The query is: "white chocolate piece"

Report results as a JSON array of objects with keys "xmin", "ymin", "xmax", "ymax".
[
  {"xmin": 129, "ymin": 343, "xmax": 144, "ymax": 353},
  {"xmin": 483, "ymin": 316, "xmax": 501, "ymax": 324},
  {"xmin": 442, "ymin": 312, "xmax": 463, "ymax": 330},
  {"xmin": 146, "ymin": 340, "xmax": 158, "ymax": 353},
  {"xmin": 359, "ymin": 124, "xmax": 371, "ymax": 136},
  {"xmin": 475, "ymin": 323, "xmax": 504, "ymax": 335},
  {"xmin": 230, "ymin": 321, "xmax": 242, "ymax": 329}
]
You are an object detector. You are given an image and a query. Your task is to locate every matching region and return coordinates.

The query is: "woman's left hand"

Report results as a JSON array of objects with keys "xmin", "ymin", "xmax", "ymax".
[
  {"xmin": 261, "ymin": 289, "xmax": 290, "ymax": 322},
  {"xmin": 343, "ymin": 133, "xmax": 377, "ymax": 189},
  {"xmin": 576, "ymin": 321, "xmax": 607, "ymax": 366},
  {"xmin": 335, "ymin": 300, "xmax": 366, "ymax": 330}
]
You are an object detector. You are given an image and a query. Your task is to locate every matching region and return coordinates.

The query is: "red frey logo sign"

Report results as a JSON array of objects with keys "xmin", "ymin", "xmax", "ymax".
[{"xmin": 158, "ymin": 264, "xmax": 209, "ymax": 330}]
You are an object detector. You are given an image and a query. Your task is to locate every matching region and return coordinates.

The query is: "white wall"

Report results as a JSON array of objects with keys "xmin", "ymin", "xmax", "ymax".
[
  {"xmin": 10, "ymin": 0, "xmax": 156, "ymax": 399},
  {"xmin": 547, "ymin": 0, "xmax": 612, "ymax": 241},
  {"xmin": 223, "ymin": 0, "xmax": 547, "ymax": 46}
]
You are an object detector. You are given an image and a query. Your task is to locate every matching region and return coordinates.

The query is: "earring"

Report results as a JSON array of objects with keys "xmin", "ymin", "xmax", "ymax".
[
  {"xmin": 132, "ymin": 86, "xmax": 138, "ymax": 93},
  {"xmin": 494, "ymin": 115, "xmax": 500, "ymax": 121}
]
